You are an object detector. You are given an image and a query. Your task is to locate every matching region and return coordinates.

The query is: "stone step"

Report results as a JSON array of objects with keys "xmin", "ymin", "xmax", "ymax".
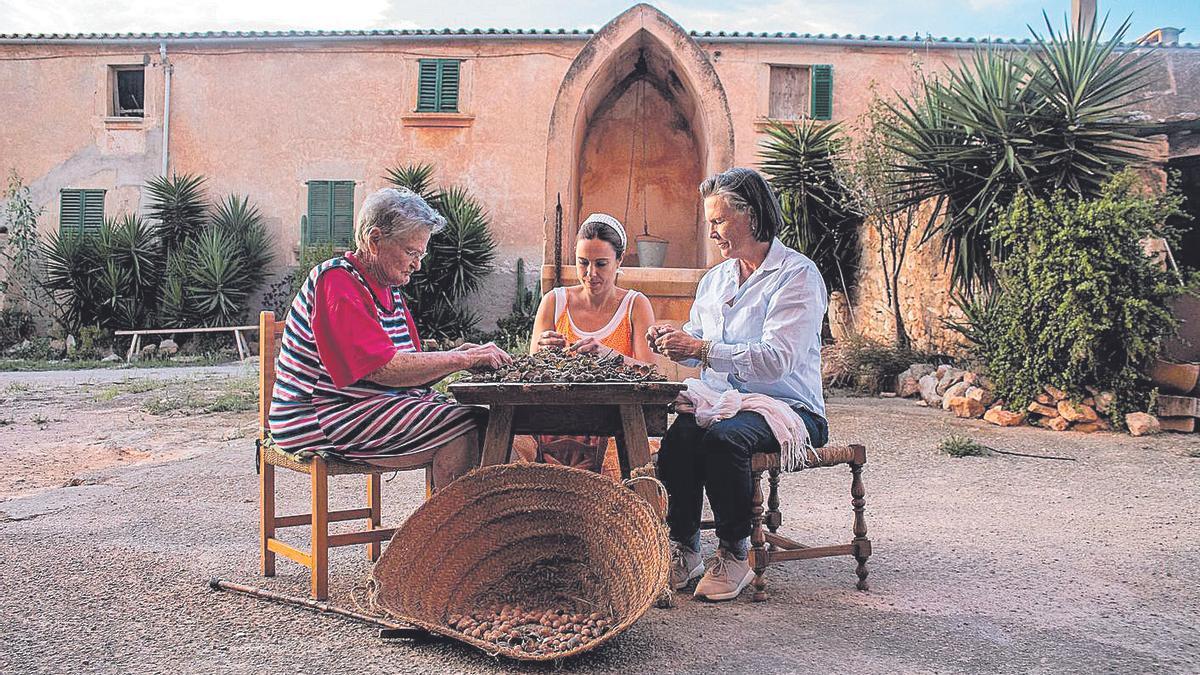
[
  {"xmin": 1147, "ymin": 359, "xmax": 1200, "ymax": 395},
  {"xmin": 1157, "ymin": 395, "xmax": 1200, "ymax": 419},
  {"xmin": 1159, "ymin": 417, "xmax": 1196, "ymax": 433}
]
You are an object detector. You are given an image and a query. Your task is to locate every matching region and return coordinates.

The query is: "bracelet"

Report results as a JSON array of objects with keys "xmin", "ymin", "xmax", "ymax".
[{"xmin": 699, "ymin": 340, "xmax": 712, "ymax": 370}]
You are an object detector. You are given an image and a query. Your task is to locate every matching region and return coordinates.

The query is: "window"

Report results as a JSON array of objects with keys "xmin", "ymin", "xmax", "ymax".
[
  {"xmin": 303, "ymin": 181, "xmax": 355, "ymax": 247},
  {"xmin": 767, "ymin": 64, "xmax": 833, "ymax": 121},
  {"xmin": 416, "ymin": 59, "xmax": 461, "ymax": 113},
  {"xmin": 110, "ymin": 66, "xmax": 144, "ymax": 117},
  {"xmin": 60, "ymin": 189, "xmax": 105, "ymax": 235}
]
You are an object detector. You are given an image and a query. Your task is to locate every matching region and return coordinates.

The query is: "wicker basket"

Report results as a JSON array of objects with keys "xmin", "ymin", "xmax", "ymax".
[{"xmin": 368, "ymin": 463, "xmax": 669, "ymax": 661}]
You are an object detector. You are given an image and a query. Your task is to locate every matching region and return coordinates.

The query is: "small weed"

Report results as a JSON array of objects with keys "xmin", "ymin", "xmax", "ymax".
[
  {"xmin": 204, "ymin": 390, "xmax": 256, "ymax": 413},
  {"xmin": 4, "ymin": 382, "xmax": 31, "ymax": 394},
  {"xmin": 939, "ymin": 434, "xmax": 990, "ymax": 458},
  {"xmin": 142, "ymin": 376, "xmax": 256, "ymax": 416},
  {"xmin": 92, "ymin": 388, "xmax": 119, "ymax": 402}
]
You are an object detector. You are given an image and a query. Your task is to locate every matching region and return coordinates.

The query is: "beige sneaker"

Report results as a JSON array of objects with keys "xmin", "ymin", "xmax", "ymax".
[
  {"xmin": 669, "ymin": 541, "xmax": 704, "ymax": 590},
  {"xmin": 693, "ymin": 549, "xmax": 754, "ymax": 601}
]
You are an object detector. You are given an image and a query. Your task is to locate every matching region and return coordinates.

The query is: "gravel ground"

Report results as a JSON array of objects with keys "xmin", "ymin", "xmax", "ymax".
[{"xmin": 0, "ymin": 369, "xmax": 1197, "ymax": 674}]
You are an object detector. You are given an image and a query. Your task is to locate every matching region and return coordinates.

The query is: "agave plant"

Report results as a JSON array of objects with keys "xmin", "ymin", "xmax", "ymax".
[
  {"xmin": 884, "ymin": 14, "xmax": 1152, "ymax": 291},
  {"xmin": 758, "ymin": 119, "xmax": 860, "ymax": 295},
  {"xmin": 145, "ymin": 173, "xmax": 208, "ymax": 253}
]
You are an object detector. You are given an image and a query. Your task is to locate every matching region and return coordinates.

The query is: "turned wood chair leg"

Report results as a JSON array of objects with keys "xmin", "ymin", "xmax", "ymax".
[
  {"xmin": 259, "ymin": 447, "xmax": 276, "ymax": 577},
  {"xmin": 750, "ymin": 469, "xmax": 769, "ymax": 602},
  {"xmin": 767, "ymin": 467, "xmax": 782, "ymax": 537},
  {"xmin": 311, "ymin": 458, "xmax": 330, "ymax": 600},
  {"xmin": 366, "ymin": 473, "xmax": 382, "ymax": 562},
  {"xmin": 850, "ymin": 462, "xmax": 870, "ymax": 591}
]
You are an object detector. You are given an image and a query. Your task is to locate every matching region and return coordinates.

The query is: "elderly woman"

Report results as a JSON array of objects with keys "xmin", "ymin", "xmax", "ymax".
[
  {"xmin": 269, "ymin": 187, "xmax": 511, "ymax": 489},
  {"xmin": 648, "ymin": 168, "xmax": 829, "ymax": 601}
]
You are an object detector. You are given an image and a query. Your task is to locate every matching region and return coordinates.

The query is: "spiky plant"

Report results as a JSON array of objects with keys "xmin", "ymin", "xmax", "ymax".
[
  {"xmin": 145, "ymin": 173, "xmax": 208, "ymax": 253},
  {"xmin": 758, "ymin": 119, "xmax": 860, "ymax": 295},
  {"xmin": 184, "ymin": 228, "xmax": 248, "ymax": 326},
  {"xmin": 210, "ymin": 194, "xmax": 275, "ymax": 297},
  {"xmin": 384, "ymin": 163, "xmax": 442, "ymax": 209},
  {"xmin": 884, "ymin": 14, "xmax": 1153, "ymax": 292}
]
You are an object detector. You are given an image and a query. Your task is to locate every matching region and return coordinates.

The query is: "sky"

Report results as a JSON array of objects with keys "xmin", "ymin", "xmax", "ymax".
[{"xmin": 0, "ymin": 0, "xmax": 1196, "ymax": 43}]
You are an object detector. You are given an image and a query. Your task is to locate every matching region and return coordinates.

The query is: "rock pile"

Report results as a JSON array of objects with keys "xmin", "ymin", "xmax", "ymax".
[{"xmin": 894, "ymin": 363, "xmax": 1163, "ymax": 435}]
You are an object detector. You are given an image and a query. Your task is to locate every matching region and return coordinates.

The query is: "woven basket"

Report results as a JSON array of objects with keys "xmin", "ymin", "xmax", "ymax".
[{"xmin": 368, "ymin": 463, "xmax": 670, "ymax": 661}]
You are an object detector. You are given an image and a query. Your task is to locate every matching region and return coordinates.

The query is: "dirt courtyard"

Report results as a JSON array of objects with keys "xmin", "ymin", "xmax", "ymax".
[{"xmin": 1, "ymin": 365, "xmax": 1197, "ymax": 673}]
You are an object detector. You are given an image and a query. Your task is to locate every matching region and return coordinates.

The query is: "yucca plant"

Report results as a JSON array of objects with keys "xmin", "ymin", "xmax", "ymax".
[
  {"xmin": 383, "ymin": 163, "xmax": 497, "ymax": 342},
  {"xmin": 183, "ymin": 228, "xmax": 248, "ymax": 326},
  {"xmin": 884, "ymin": 14, "xmax": 1153, "ymax": 292},
  {"xmin": 157, "ymin": 251, "xmax": 190, "ymax": 329},
  {"xmin": 145, "ymin": 173, "xmax": 208, "ymax": 253},
  {"xmin": 758, "ymin": 119, "xmax": 860, "ymax": 296},
  {"xmin": 210, "ymin": 194, "xmax": 275, "ymax": 297},
  {"xmin": 42, "ymin": 229, "xmax": 102, "ymax": 332}
]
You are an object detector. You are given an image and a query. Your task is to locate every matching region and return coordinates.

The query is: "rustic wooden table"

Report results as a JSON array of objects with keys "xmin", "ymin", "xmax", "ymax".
[{"xmin": 449, "ymin": 381, "xmax": 686, "ymax": 495}]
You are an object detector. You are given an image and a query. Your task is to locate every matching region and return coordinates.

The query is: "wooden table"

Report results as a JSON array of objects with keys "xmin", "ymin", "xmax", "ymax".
[{"xmin": 449, "ymin": 381, "xmax": 686, "ymax": 500}]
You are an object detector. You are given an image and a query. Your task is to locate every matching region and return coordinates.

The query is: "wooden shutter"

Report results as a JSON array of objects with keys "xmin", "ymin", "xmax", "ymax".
[
  {"xmin": 811, "ymin": 65, "xmax": 833, "ymax": 121},
  {"xmin": 81, "ymin": 189, "xmax": 105, "ymax": 233},
  {"xmin": 306, "ymin": 181, "xmax": 333, "ymax": 244},
  {"xmin": 60, "ymin": 189, "xmax": 105, "ymax": 235},
  {"xmin": 439, "ymin": 60, "xmax": 460, "ymax": 112},
  {"xmin": 417, "ymin": 60, "xmax": 439, "ymax": 112},
  {"xmin": 331, "ymin": 181, "xmax": 355, "ymax": 248},
  {"xmin": 60, "ymin": 189, "xmax": 83, "ymax": 235}
]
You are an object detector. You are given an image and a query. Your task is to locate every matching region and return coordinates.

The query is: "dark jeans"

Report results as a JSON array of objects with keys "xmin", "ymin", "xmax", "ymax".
[{"xmin": 658, "ymin": 408, "xmax": 828, "ymax": 545}]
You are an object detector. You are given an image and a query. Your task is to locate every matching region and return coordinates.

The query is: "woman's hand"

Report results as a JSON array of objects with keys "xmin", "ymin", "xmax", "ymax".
[
  {"xmin": 534, "ymin": 329, "xmax": 568, "ymax": 351},
  {"xmin": 464, "ymin": 343, "xmax": 512, "ymax": 371},
  {"xmin": 568, "ymin": 336, "xmax": 614, "ymax": 359},
  {"xmin": 645, "ymin": 324, "xmax": 673, "ymax": 354},
  {"xmin": 450, "ymin": 342, "xmax": 479, "ymax": 351},
  {"xmin": 653, "ymin": 326, "xmax": 704, "ymax": 363}
]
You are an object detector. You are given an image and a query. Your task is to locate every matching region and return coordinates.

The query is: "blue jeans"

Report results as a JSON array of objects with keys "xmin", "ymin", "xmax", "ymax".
[{"xmin": 657, "ymin": 408, "xmax": 828, "ymax": 545}]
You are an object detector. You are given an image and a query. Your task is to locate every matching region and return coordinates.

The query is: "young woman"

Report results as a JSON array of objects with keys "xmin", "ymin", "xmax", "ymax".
[{"xmin": 525, "ymin": 213, "xmax": 656, "ymax": 475}]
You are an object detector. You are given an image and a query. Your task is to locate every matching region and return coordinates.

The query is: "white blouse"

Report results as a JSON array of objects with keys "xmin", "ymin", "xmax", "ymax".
[{"xmin": 681, "ymin": 238, "xmax": 828, "ymax": 419}]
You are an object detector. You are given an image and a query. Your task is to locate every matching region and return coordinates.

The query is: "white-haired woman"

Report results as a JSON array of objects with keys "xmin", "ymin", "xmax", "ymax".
[
  {"xmin": 269, "ymin": 187, "xmax": 511, "ymax": 489},
  {"xmin": 525, "ymin": 213, "xmax": 656, "ymax": 475}
]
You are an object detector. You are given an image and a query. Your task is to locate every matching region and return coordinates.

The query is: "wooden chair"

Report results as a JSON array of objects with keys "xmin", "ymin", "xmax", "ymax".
[
  {"xmin": 699, "ymin": 444, "xmax": 871, "ymax": 601},
  {"xmin": 257, "ymin": 310, "xmax": 433, "ymax": 600}
]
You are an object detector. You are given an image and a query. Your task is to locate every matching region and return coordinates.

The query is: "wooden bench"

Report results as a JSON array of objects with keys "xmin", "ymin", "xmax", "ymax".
[{"xmin": 116, "ymin": 325, "xmax": 257, "ymax": 362}]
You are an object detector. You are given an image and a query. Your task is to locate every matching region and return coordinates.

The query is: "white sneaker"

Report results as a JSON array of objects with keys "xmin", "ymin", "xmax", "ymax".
[
  {"xmin": 669, "ymin": 541, "xmax": 704, "ymax": 590},
  {"xmin": 693, "ymin": 549, "xmax": 754, "ymax": 601}
]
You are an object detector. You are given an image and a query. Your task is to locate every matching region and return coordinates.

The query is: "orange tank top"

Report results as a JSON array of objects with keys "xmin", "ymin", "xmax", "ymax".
[{"xmin": 552, "ymin": 286, "xmax": 641, "ymax": 357}]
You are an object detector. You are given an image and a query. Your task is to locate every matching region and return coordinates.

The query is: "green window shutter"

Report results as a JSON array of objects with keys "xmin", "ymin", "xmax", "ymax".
[
  {"xmin": 811, "ymin": 64, "xmax": 833, "ymax": 121},
  {"xmin": 82, "ymin": 189, "xmax": 105, "ymax": 233},
  {"xmin": 439, "ymin": 60, "xmax": 460, "ymax": 112},
  {"xmin": 59, "ymin": 189, "xmax": 105, "ymax": 235},
  {"xmin": 331, "ymin": 181, "xmax": 355, "ymax": 248},
  {"xmin": 417, "ymin": 59, "xmax": 461, "ymax": 112},
  {"xmin": 306, "ymin": 181, "xmax": 333, "ymax": 244},
  {"xmin": 417, "ymin": 60, "xmax": 440, "ymax": 112},
  {"xmin": 60, "ymin": 189, "xmax": 83, "ymax": 235}
]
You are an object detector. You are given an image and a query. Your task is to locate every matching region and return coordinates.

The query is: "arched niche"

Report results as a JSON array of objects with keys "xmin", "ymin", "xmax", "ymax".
[{"xmin": 543, "ymin": 4, "xmax": 735, "ymax": 276}]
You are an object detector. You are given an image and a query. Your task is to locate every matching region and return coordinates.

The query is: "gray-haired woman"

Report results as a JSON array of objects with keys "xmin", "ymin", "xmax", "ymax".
[
  {"xmin": 648, "ymin": 168, "xmax": 829, "ymax": 601},
  {"xmin": 269, "ymin": 187, "xmax": 510, "ymax": 489}
]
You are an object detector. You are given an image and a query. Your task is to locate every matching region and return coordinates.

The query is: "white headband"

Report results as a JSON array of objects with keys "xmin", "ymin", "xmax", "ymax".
[{"xmin": 581, "ymin": 212, "xmax": 627, "ymax": 252}]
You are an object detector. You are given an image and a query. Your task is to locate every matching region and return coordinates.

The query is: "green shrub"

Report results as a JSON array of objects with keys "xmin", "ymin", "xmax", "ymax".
[
  {"xmin": 0, "ymin": 307, "xmax": 34, "ymax": 351},
  {"xmin": 939, "ymin": 435, "xmax": 989, "ymax": 458},
  {"xmin": 385, "ymin": 163, "xmax": 496, "ymax": 342},
  {"xmin": 969, "ymin": 172, "xmax": 1190, "ymax": 423},
  {"xmin": 824, "ymin": 336, "xmax": 935, "ymax": 394}
]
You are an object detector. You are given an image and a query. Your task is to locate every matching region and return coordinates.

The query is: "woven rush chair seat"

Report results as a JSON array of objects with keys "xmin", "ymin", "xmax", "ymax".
[
  {"xmin": 369, "ymin": 462, "xmax": 670, "ymax": 661},
  {"xmin": 256, "ymin": 311, "xmax": 434, "ymax": 600},
  {"xmin": 701, "ymin": 443, "xmax": 870, "ymax": 601}
]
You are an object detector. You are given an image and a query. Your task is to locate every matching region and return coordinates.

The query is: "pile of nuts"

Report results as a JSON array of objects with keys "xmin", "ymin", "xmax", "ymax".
[
  {"xmin": 463, "ymin": 348, "xmax": 664, "ymax": 384},
  {"xmin": 446, "ymin": 604, "xmax": 615, "ymax": 654}
]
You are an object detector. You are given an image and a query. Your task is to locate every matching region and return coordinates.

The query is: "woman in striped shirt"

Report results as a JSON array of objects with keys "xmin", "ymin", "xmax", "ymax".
[{"xmin": 268, "ymin": 188, "xmax": 511, "ymax": 489}]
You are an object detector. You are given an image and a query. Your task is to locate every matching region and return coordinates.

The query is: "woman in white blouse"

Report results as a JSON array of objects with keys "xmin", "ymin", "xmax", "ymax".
[{"xmin": 648, "ymin": 167, "xmax": 829, "ymax": 602}]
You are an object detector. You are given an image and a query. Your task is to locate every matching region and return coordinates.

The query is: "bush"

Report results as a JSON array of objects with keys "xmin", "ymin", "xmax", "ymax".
[
  {"xmin": 968, "ymin": 172, "xmax": 1191, "ymax": 422},
  {"xmin": 823, "ymin": 336, "xmax": 935, "ymax": 394},
  {"xmin": 0, "ymin": 307, "xmax": 34, "ymax": 351},
  {"xmin": 939, "ymin": 435, "xmax": 989, "ymax": 458},
  {"xmin": 385, "ymin": 164, "xmax": 496, "ymax": 342}
]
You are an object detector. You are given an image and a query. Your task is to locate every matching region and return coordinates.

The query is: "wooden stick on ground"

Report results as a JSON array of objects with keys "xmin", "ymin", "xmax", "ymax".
[{"xmin": 207, "ymin": 578, "xmax": 432, "ymax": 640}]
